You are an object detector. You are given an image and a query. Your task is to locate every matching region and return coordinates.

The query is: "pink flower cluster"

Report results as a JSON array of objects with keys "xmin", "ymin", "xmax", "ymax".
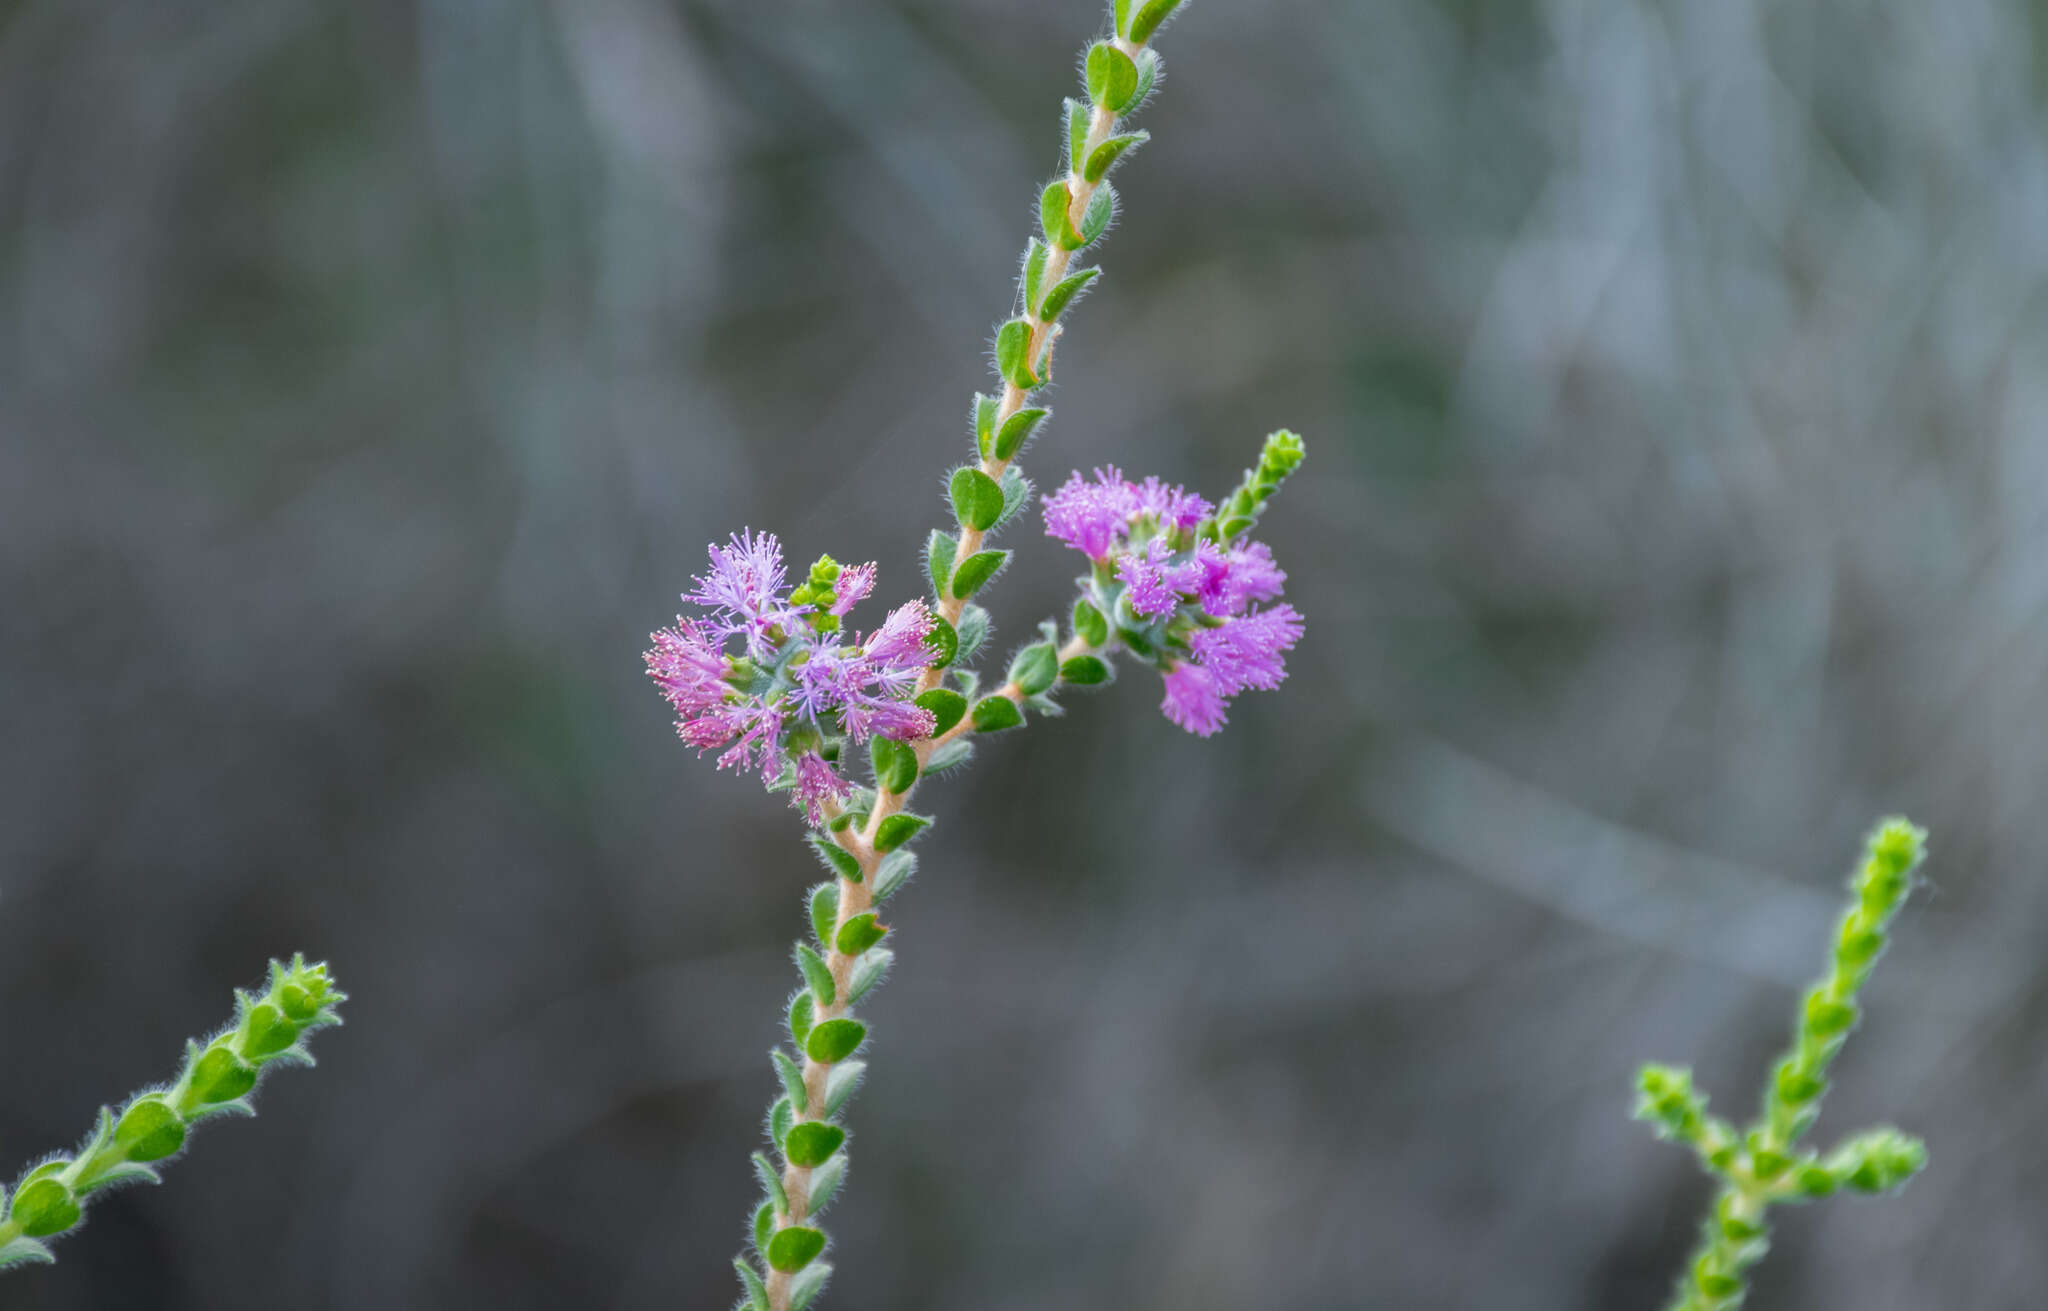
[
  {"xmin": 646, "ymin": 531, "xmax": 937, "ymax": 819},
  {"xmin": 1042, "ymin": 467, "xmax": 1303, "ymax": 737}
]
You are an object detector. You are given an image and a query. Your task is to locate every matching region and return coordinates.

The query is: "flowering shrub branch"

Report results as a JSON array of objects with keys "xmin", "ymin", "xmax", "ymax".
[
  {"xmin": 640, "ymin": 2, "xmax": 1311, "ymax": 1306},
  {"xmin": 1634, "ymin": 820, "xmax": 1928, "ymax": 1310},
  {"xmin": 0, "ymin": 956, "xmax": 344, "ymax": 1272}
]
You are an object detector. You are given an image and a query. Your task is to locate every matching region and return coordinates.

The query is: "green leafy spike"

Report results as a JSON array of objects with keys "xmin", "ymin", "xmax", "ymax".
[
  {"xmin": 1632, "ymin": 819, "xmax": 1929, "ymax": 1311},
  {"xmin": 0, "ymin": 957, "xmax": 344, "ymax": 1271}
]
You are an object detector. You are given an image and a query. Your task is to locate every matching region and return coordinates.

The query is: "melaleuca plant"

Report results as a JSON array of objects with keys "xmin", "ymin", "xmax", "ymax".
[
  {"xmin": 1634, "ymin": 819, "xmax": 1928, "ymax": 1310},
  {"xmin": 639, "ymin": 3, "xmax": 1306, "ymax": 1307},
  {"xmin": 0, "ymin": 956, "xmax": 345, "ymax": 1272}
]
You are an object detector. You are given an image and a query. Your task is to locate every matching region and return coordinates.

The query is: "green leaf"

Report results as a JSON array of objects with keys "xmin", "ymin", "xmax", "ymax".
[
  {"xmin": 995, "ymin": 467, "xmax": 1034, "ymax": 530},
  {"xmin": 734, "ymin": 1258, "xmax": 771, "ymax": 1311},
  {"xmin": 914, "ymin": 688, "xmax": 968, "ymax": 736},
  {"xmin": 1804, "ymin": 991, "xmax": 1858, "ymax": 1038},
  {"xmin": 1131, "ymin": 48, "xmax": 1159, "ymax": 104},
  {"xmin": 1041, "ymin": 179, "xmax": 1084, "ymax": 250},
  {"xmin": 869, "ymin": 736, "xmax": 918, "ymax": 794},
  {"xmin": 1008, "ymin": 642, "xmax": 1060, "ymax": 696},
  {"xmin": 9, "ymin": 1179, "xmax": 79, "ymax": 1238},
  {"xmin": 1128, "ymin": 0, "xmax": 1185, "ymax": 43},
  {"xmin": 996, "ymin": 315, "xmax": 1039, "ymax": 388},
  {"xmin": 808, "ymin": 834, "xmax": 860, "ymax": 882},
  {"xmin": 1113, "ymin": 0, "xmax": 1133, "ymax": 39},
  {"xmin": 926, "ymin": 529, "xmax": 958, "ymax": 598},
  {"xmin": 771, "ymin": 1048, "xmax": 808, "ymax": 1113},
  {"xmin": 753, "ymin": 1151, "xmax": 789, "ymax": 1215},
  {"xmin": 872, "ymin": 850, "xmax": 917, "ymax": 902},
  {"xmin": 753, "ymin": 1202, "xmax": 775, "ymax": 1255},
  {"xmin": 836, "ymin": 913, "xmax": 889, "ymax": 956},
  {"xmin": 1080, "ymin": 182, "xmax": 1116, "ymax": 246},
  {"xmin": 972, "ymin": 694, "xmax": 1025, "ymax": 733},
  {"xmin": 993, "ymin": 408, "xmax": 1049, "ymax": 462},
  {"xmin": 1085, "ymin": 42, "xmax": 1139, "ymax": 111},
  {"xmin": 187, "ymin": 1046, "xmax": 256, "ymax": 1105},
  {"xmin": 1065, "ymin": 97, "xmax": 1089, "ymax": 175},
  {"xmin": 1025, "ymin": 692, "xmax": 1065, "ymax": 717},
  {"xmin": 783, "ymin": 1122, "xmax": 846, "ymax": 1169},
  {"xmin": 950, "ymin": 466, "xmax": 1005, "ymax": 531},
  {"xmin": 1060, "ymin": 655, "xmax": 1111, "ymax": 685},
  {"xmin": 1084, "ymin": 130, "xmax": 1147, "ymax": 183},
  {"xmin": 808, "ymin": 883, "xmax": 839, "ymax": 949},
  {"xmin": 874, "ymin": 812, "xmax": 931, "ymax": 853},
  {"xmin": 973, "ymin": 392, "xmax": 998, "ymax": 460},
  {"xmin": 113, "ymin": 1098, "xmax": 185, "ymax": 1163},
  {"xmin": 0, "ymin": 1236, "xmax": 56, "ymax": 1270},
  {"xmin": 795, "ymin": 944, "xmax": 835, "ymax": 1007},
  {"xmin": 766, "ymin": 1226, "xmax": 827, "ymax": 1273},
  {"xmin": 806, "ymin": 1018, "xmax": 868, "ymax": 1065},
  {"xmin": 244, "ymin": 1002, "xmax": 296, "ymax": 1058},
  {"xmin": 808, "ymin": 1154, "xmax": 848, "ymax": 1215},
  {"xmin": 1037, "ymin": 268, "xmax": 1099, "ymax": 322},
  {"xmin": 924, "ymin": 614, "xmax": 959, "ymax": 669},
  {"xmin": 824, "ymin": 1061, "xmax": 866, "ymax": 1118},
  {"xmin": 789, "ymin": 1260, "xmax": 834, "ymax": 1311},
  {"xmin": 1021, "ymin": 239, "xmax": 1049, "ymax": 315},
  {"xmin": 847, "ymin": 947, "xmax": 895, "ymax": 1005},
  {"xmin": 923, "ymin": 739, "xmax": 975, "ymax": 773},
  {"xmin": 951, "ymin": 550, "xmax": 1010, "ymax": 599},
  {"xmin": 1072, "ymin": 597, "xmax": 1109, "ymax": 646},
  {"xmin": 957, "ymin": 605, "xmax": 991, "ymax": 662},
  {"xmin": 787, "ymin": 991, "xmax": 815, "ymax": 1049}
]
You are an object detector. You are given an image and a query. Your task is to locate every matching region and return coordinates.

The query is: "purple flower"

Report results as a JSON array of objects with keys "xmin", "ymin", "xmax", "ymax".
[
  {"xmin": 861, "ymin": 599, "xmax": 935, "ymax": 671},
  {"xmin": 792, "ymin": 752, "xmax": 852, "ymax": 823},
  {"xmin": 649, "ymin": 541, "xmax": 940, "ymax": 809},
  {"xmin": 676, "ymin": 700, "xmax": 785, "ymax": 780},
  {"xmin": 1160, "ymin": 662, "xmax": 1227, "ymax": 736},
  {"xmin": 831, "ymin": 562, "xmax": 877, "ymax": 616},
  {"xmin": 1133, "ymin": 476, "xmax": 1211, "ymax": 536},
  {"xmin": 644, "ymin": 619, "xmax": 729, "ymax": 716},
  {"xmin": 1045, "ymin": 457, "xmax": 1302, "ymax": 737},
  {"xmin": 1044, "ymin": 466, "xmax": 1215, "ymax": 567},
  {"xmin": 686, "ymin": 530, "xmax": 803, "ymax": 658},
  {"xmin": 791, "ymin": 638, "xmax": 863, "ymax": 722},
  {"xmin": 1042, "ymin": 466, "xmax": 1140, "ymax": 561},
  {"xmin": 1194, "ymin": 540, "xmax": 1286, "ymax": 617},
  {"xmin": 1187, "ymin": 603, "xmax": 1303, "ymax": 695},
  {"xmin": 1116, "ymin": 539, "xmax": 1205, "ymax": 619},
  {"xmin": 843, "ymin": 696, "xmax": 937, "ymax": 742}
]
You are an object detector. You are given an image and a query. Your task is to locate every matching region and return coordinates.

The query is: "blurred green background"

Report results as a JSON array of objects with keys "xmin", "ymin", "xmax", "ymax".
[{"xmin": 4, "ymin": 0, "xmax": 2046, "ymax": 1307}]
